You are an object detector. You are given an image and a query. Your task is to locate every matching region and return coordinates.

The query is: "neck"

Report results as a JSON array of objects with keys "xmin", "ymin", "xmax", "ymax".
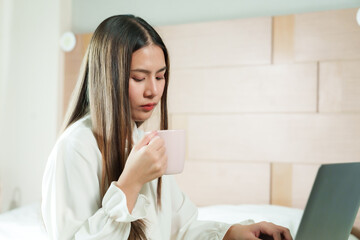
[{"xmin": 135, "ymin": 121, "xmax": 143, "ymax": 128}]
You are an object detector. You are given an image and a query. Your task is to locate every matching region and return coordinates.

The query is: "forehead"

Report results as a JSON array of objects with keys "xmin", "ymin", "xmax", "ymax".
[{"xmin": 131, "ymin": 45, "xmax": 165, "ymax": 70}]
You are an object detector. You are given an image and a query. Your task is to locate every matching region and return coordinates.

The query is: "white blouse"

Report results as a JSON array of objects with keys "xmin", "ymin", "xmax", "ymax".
[{"xmin": 42, "ymin": 115, "xmax": 232, "ymax": 240}]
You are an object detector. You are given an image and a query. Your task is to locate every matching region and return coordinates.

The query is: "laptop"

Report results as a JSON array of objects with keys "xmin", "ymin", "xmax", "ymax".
[{"xmin": 294, "ymin": 162, "xmax": 360, "ymax": 240}]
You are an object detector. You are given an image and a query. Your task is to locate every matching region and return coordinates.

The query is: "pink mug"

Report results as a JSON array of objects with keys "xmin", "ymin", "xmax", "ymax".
[{"xmin": 156, "ymin": 130, "xmax": 186, "ymax": 175}]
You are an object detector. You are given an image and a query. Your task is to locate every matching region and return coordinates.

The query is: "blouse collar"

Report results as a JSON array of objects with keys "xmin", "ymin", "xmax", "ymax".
[{"xmin": 132, "ymin": 122, "xmax": 144, "ymax": 144}]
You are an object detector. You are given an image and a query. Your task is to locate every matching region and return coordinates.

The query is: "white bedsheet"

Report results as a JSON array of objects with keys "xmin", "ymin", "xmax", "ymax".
[
  {"xmin": 0, "ymin": 203, "xmax": 357, "ymax": 240},
  {"xmin": 198, "ymin": 204, "xmax": 302, "ymax": 237},
  {"xmin": 0, "ymin": 203, "xmax": 47, "ymax": 240}
]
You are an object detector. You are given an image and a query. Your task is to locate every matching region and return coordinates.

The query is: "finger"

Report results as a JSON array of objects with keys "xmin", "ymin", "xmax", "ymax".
[
  {"xmin": 158, "ymin": 145, "xmax": 166, "ymax": 157},
  {"xmin": 278, "ymin": 227, "xmax": 292, "ymax": 240},
  {"xmin": 269, "ymin": 225, "xmax": 292, "ymax": 240},
  {"xmin": 260, "ymin": 222, "xmax": 282, "ymax": 240},
  {"xmin": 157, "ymin": 146, "xmax": 167, "ymax": 162},
  {"xmin": 273, "ymin": 232, "xmax": 282, "ymax": 240},
  {"xmin": 148, "ymin": 136, "xmax": 165, "ymax": 150},
  {"xmin": 162, "ymin": 155, "xmax": 168, "ymax": 173},
  {"xmin": 136, "ymin": 131, "xmax": 157, "ymax": 150}
]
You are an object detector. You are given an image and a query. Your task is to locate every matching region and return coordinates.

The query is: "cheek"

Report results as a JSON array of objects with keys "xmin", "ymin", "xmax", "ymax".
[{"xmin": 128, "ymin": 82, "xmax": 141, "ymax": 105}]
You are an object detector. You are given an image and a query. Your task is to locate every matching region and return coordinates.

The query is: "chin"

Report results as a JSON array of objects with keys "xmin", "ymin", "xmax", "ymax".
[{"xmin": 132, "ymin": 113, "xmax": 152, "ymax": 123}]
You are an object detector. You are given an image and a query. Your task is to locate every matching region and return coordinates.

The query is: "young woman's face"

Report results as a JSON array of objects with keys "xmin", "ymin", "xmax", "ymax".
[{"xmin": 129, "ymin": 44, "xmax": 166, "ymax": 123}]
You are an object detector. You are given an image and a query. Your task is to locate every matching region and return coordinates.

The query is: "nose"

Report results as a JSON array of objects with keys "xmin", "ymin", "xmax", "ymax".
[{"xmin": 144, "ymin": 77, "xmax": 158, "ymax": 98}]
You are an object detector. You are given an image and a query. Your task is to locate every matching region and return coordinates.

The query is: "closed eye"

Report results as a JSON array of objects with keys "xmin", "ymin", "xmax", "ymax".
[{"xmin": 132, "ymin": 77, "xmax": 145, "ymax": 82}]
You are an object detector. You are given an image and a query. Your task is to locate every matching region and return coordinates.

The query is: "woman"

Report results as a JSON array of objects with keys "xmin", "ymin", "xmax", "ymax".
[{"xmin": 42, "ymin": 15, "xmax": 292, "ymax": 240}]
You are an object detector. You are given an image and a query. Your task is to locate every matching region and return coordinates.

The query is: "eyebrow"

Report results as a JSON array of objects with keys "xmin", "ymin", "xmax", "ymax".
[{"xmin": 130, "ymin": 66, "xmax": 167, "ymax": 74}]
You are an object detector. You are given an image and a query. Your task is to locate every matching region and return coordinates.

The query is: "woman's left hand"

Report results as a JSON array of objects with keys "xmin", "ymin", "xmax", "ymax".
[{"xmin": 223, "ymin": 221, "xmax": 293, "ymax": 240}]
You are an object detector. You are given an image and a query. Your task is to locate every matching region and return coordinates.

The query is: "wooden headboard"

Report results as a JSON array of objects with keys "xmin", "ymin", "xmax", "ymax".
[{"xmin": 62, "ymin": 8, "xmax": 360, "ymax": 228}]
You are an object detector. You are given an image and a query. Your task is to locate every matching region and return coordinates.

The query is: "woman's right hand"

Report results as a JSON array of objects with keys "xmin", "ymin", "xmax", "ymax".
[
  {"xmin": 121, "ymin": 131, "xmax": 168, "ymax": 185},
  {"xmin": 116, "ymin": 131, "xmax": 167, "ymax": 213}
]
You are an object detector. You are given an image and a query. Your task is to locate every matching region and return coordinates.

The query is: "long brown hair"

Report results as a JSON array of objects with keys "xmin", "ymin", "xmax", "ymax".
[{"xmin": 63, "ymin": 15, "xmax": 169, "ymax": 239}]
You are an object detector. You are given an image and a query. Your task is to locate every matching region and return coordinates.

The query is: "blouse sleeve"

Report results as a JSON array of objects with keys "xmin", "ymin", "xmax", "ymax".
[
  {"xmin": 168, "ymin": 176, "xmax": 233, "ymax": 240},
  {"xmin": 41, "ymin": 135, "xmax": 150, "ymax": 240}
]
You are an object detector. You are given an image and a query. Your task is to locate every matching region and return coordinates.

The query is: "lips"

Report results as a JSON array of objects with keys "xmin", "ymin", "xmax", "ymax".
[{"xmin": 140, "ymin": 103, "xmax": 156, "ymax": 111}]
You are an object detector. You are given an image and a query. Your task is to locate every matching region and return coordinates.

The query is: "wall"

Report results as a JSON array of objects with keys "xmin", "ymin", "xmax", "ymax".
[
  {"xmin": 0, "ymin": 0, "xmax": 71, "ymax": 212},
  {"xmin": 160, "ymin": 8, "xmax": 360, "ymax": 225},
  {"xmin": 72, "ymin": 0, "xmax": 360, "ymax": 33},
  {"xmin": 63, "ymin": 9, "xmax": 360, "ymax": 228}
]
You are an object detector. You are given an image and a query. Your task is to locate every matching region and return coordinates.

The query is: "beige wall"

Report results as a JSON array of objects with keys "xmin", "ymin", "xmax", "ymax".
[
  {"xmin": 155, "ymin": 8, "xmax": 360, "ymax": 225},
  {"xmin": 62, "ymin": 8, "xmax": 360, "ymax": 226}
]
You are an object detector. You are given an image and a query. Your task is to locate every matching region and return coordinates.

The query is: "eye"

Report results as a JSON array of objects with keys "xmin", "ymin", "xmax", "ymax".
[
  {"xmin": 156, "ymin": 76, "xmax": 165, "ymax": 81},
  {"xmin": 132, "ymin": 77, "xmax": 145, "ymax": 82}
]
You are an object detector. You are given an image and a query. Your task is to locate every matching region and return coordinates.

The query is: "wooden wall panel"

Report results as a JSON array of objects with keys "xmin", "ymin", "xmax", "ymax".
[
  {"xmin": 272, "ymin": 15, "xmax": 295, "ymax": 64},
  {"xmin": 319, "ymin": 61, "xmax": 360, "ymax": 112},
  {"xmin": 174, "ymin": 161, "xmax": 270, "ymax": 206},
  {"xmin": 271, "ymin": 163, "xmax": 292, "ymax": 207},
  {"xmin": 171, "ymin": 114, "xmax": 360, "ymax": 163},
  {"xmin": 156, "ymin": 17, "xmax": 272, "ymax": 69},
  {"xmin": 168, "ymin": 63, "xmax": 317, "ymax": 113},
  {"xmin": 291, "ymin": 164, "xmax": 320, "ymax": 209},
  {"xmin": 294, "ymin": 9, "xmax": 360, "ymax": 62}
]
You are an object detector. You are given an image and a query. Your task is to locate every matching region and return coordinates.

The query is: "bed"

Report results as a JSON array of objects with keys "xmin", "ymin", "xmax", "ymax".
[{"xmin": 0, "ymin": 202, "xmax": 358, "ymax": 239}]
